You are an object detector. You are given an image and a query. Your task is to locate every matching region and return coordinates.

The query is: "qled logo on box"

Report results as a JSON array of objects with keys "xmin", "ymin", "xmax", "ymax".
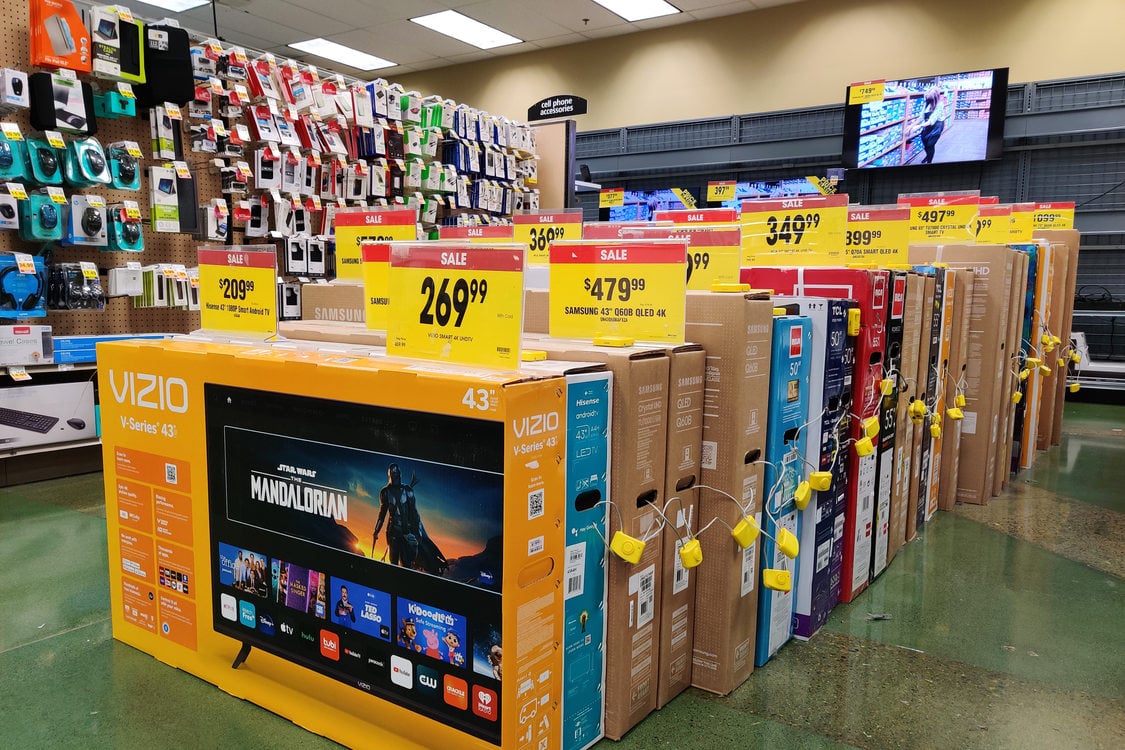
[{"xmin": 390, "ymin": 655, "xmax": 413, "ymax": 689}]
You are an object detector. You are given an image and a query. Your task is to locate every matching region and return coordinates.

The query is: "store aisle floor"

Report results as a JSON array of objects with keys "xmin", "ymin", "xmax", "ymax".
[{"xmin": 1, "ymin": 403, "xmax": 1122, "ymax": 750}]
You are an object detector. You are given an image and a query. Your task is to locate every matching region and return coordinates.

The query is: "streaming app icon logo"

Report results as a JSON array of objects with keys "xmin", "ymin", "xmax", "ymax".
[
  {"xmin": 390, "ymin": 655, "xmax": 413, "ymax": 689},
  {"xmin": 443, "ymin": 675, "xmax": 468, "ymax": 710},
  {"xmin": 238, "ymin": 600, "xmax": 256, "ymax": 628},
  {"xmin": 416, "ymin": 665, "xmax": 440, "ymax": 698},
  {"xmin": 258, "ymin": 613, "xmax": 275, "ymax": 636},
  {"xmin": 220, "ymin": 593, "xmax": 237, "ymax": 622},
  {"xmin": 319, "ymin": 630, "xmax": 340, "ymax": 661},
  {"xmin": 279, "ymin": 620, "xmax": 296, "ymax": 637},
  {"xmin": 472, "ymin": 685, "xmax": 498, "ymax": 721}
]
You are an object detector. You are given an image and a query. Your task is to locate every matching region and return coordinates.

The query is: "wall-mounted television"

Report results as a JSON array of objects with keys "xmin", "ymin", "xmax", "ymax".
[
  {"xmin": 842, "ymin": 68, "xmax": 1009, "ymax": 169},
  {"xmin": 716, "ymin": 178, "xmax": 826, "ymax": 209},
  {"xmin": 603, "ymin": 188, "xmax": 699, "ymax": 221}
]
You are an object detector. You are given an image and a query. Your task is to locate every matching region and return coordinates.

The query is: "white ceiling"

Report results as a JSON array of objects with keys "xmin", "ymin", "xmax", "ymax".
[{"xmin": 141, "ymin": 0, "xmax": 803, "ymax": 76}]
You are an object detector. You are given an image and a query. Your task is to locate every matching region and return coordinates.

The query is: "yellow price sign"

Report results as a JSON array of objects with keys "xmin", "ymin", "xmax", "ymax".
[
  {"xmin": 599, "ymin": 189, "xmax": 624, "ymax": 208},
  {"xmin": 362, "ymin": 243, "xmax": 390, "ymax": 331},
  {"xmin": 898, "ymin": 193, "xmax": 980, "ymax": 243},
  {"xmin": 197, "ymin": 247, "xmax": 278, "ymax": 336},
  {"xmin": 973, "ymin": 204, "xmax": 1012, "ymax": 244},
  {"xmin": 439, "ymin": 225, "xmax": 516, "ymax": 243},
  {"xmin": 1032, "ymin": 202, "xmax": 1075, "ymax": 230},
  {"xmin": 706, "ymin": 181, "xmax": 737, "ymax": 202},
  {"xmin": 1009, "ymin": 203, "xmax": 1035, "ymax": 242},
  {"xmin": 653, "ymin": 207, "xmax": 739, "ymax": 226},
  {"xmin": 845, "ymin": 206, "xmax": 910, "ymax": 264},
  {"xmin": 513, "ymin": 210, "xmax": 583, "ymax": 265},
  {"xmin": 334, "ymin": 208, "xmax": 417, "ymax": 281},
  {"xmin": 848, "ymin": 80, "xmax": 885, "ymax": 105},
  {"xmin": 583, "ymin": 223, "xmax": 741, "ymax": 291},
  {"xmin": 740, "ymin": 193, "xmax": 848, "ymax": 266},
  {"xmin": 387, "ymin": 244, "xmax": 525, "ymax": 369},
  {"xmin": 549, "ymin": 240, "xmax": 687, "ymax": 343}
]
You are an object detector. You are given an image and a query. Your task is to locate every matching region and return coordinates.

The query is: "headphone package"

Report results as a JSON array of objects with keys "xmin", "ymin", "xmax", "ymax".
[
  {"xmin": 48, "ymin": 261, "xmax": 105, "ymax": 310},
  {"xmin": 0, "ymin": 254, "xmax": 48, "ymax": 319}
]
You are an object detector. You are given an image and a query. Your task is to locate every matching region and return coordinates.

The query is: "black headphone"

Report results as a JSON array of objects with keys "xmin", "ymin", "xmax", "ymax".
[{"xmin": 0, "ymin": 263, "xmax": 46, "ymax": 311}]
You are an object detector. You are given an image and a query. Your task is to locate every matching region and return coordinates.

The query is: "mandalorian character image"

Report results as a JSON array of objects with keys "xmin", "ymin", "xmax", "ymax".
[{"xmin": 372, "ymin": 463, "xmax": 448, "ymax": 574}]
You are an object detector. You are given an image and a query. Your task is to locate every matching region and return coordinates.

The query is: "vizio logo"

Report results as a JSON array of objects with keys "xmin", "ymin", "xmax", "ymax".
[
  {"xmin": 220, "ymin": 593, "xmax": 237, "ymax": 622},
  {"xmin": 390, "ymin": 655, "xmax": 413, "ymax": 689},
  {"xmin": 416, "ymin": 665, "xmax": 440, "ymax": 697},
  {"xmin": 107, "ymin": 370, "xmax": 189, "ymax": 413},
  {"xmin": 238, "ymin": 600, "xmax": 256, "ymax": 628}
]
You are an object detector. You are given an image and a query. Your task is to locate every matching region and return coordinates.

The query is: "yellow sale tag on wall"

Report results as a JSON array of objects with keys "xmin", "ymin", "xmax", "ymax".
[
  {"xmin": 387, "ymin": 244, "xmax": 525, "ymax": 369},
  {"xmin": 334, "ymin": 208, "xmax": 417, "ymax": 281},
  {"xmin": 582, "ymin": 223, "xmax": 741, "ymax": 290},
  {"xmin": 653, "ymin": 208, "xmax": 739, "ymax": 226},
  {"xmin": 740, "ymin": 193, "xmax": 848, "ymax": 266},
  {"xmin": 706, "ymin": 181, "xmax": 736, "ymax": 202},
  {"xmin": 1032, "ymin": 202, "xmax": 1075, "ymax": 230},
  {"xmin": 513, "ymin": 211, "xmax": 583, "ymax": 264},
  {"xmin": 438, "ymin": 225, "xmax": 516, "ymax": 243},
  {"xmin": 1009, "ymin": 203, "xmax": 1035, "ymax": 242},
  {"xmin": 599, "ymin": 188, "xmax": 624, "ymax": 208},
  {"xmin": 845, "ymin": 206, "xmax": 910, "ymax": 264},
  {"xmin": 848, "ymin": 80, "xmax": 885, "ymax": 105},
  {"xmin": 898, "ymin": 193, "xmax": 980, "ymax": 243},
  {"xmin": 197, "ymin": 247, "xmax": 277, "ymax": 335},
  {"xmin": 362, "ymin": 243, "xmax": 391, "ymax": 330},
  {"xmin": 973, "ymin": 204, "xmax": 1012, "ymax": 244},
  {"xmin": 549, "ymin": 240, "xmax": 687, "ymax": 343}
]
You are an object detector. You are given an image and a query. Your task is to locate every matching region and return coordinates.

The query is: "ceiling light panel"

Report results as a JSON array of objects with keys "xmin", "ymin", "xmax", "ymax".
[
  {"xmin": 288, "ymin": 38, "xmax": 397, "ymax": 71},
  {"xmin": 410, "ymin": 10, "xmax": 523, "ymax": 50},
  {"xmin": 591, "ymin": 0, "xmax": 682, "ymax": 23},
  {"xmin": 134, "ymin": 0, "xmax": 209, "ymax": 12}
]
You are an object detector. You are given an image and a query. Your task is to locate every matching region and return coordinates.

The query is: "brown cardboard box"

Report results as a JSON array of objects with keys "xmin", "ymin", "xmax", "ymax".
[
  {"xmin": 1033, "ymin": 230, "xmax": 1080, "ymax": 446},
  {"xmin": 524, "ymin": 288, "xmax": 550, "ymax": 334},
  {"xmin": 656, "ymin": 346, "xmax": 705, "ymax": 708},
  {"xmin": 683, "ymin": 290, "xmax": 773, "ymax": 696},
  {"xmin": 906, "ymin": 275, "xmax": 935, "ymax": 538},
  {"xmin": 299, "ymin": 282, "xmax": 366, "ymax": 323},
  {"xmin": 909, "ymin": 245, "xmax": 1015, "ymax": 505},
  {"xmin": 1036, "ymin": 244, "xmax": 1070, "ymax": 452},
  {"xmin": 999, "ymin": 249, "xmax": 1029, "ymax": 491},
  {"xmin": 924, "ymin": 268, "xmax": 957, "ymax": 522},
  {"xmin": 528, "ymin": 338, "xmax": 670, "ymax": 740},
  {"xmin": 938, "ymin": 271, "xmax": 975, "ymax": 511},
  {"xmin": 279, "ymin": 319, "xmax": 385, "ymax": 346},
  {"xmin": 888, "ymin": 273, "xmax": 924, "ymax": 560},
  {"xmin": 1018, "ymin": 243, "xmax": 1054, "ymax": 471}
]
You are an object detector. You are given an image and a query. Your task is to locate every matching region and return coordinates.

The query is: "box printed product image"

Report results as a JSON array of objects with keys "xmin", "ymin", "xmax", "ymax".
[
  {"xmin": 925, "ymin": 268, "xmax": 956, "ymax": 522},
  {"xmin": 871, "ymin": 271, "xmax": 907, "ymax": 579},
  {"xmin": 938, "ymin": 271, "xmax": 976, "ymax": 511},
  {"xmin": 1017, "ymin": 241, "xmax": 1053, "ymax": 471},
  {"xmin": 97, "ymin": 339, "xmax": 575, "ymax": 750},
  {"xmin": 1000, "ymin": 248, "xmax": 1030, "ymax": 490},
  {"xmin": 0, "ymin": 376, "xmax": 97, "ymax": 449},
  {"xmin": 909, "ymin": 245, "xmax": 1016, "ymax": 506},
  {"xmin": 907, "ymin": 265, "xmax": 946, "ymax": 529},
  {"xmin": 906, "ymin": 275, "xmax": 935, "ymax": 537},
  {"xmin": 741, "ymin": 268, "xmax": 888, "ymax": 604},
  {"xmin": 684, "ymin": 290, "xmax": 773, "ymax": 695},
  {"xmin": 773, "ymin": 297, "xmax": 855, "ymax": 641},
  {"xmin": 888, "ymin": 273, "xmax": 924, "ymax": 562},
  {"xmin": 520, "ymin": 338, "xmax": 670, "ymax": 740},
  {"xmin": 755, "ymin": 314, "xmax": 811, "ymax": 667}
]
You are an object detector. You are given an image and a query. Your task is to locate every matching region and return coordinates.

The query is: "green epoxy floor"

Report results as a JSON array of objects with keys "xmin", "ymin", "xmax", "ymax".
[{"xmin": 1, "ymin": 404, "xmax": 1123, "ymax": 749}]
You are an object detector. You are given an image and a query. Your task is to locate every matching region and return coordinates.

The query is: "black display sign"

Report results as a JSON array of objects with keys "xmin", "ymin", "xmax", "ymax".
[{"xmin": 527, "ymin": 94, "xmax": 588, "ymax": 121}]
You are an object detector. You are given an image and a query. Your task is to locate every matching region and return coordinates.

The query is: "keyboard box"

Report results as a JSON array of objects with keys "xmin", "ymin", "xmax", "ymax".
[
  {"xmin": 0, "ymin": 324, "xmax": 53, "ymax": 366},
  {"xmin": 0, "ymin": 378, "xmax": 96, "ymax": 448}
]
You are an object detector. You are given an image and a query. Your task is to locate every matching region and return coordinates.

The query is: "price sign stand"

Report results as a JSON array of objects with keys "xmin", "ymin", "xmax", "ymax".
[
  {"xmin": 974, "ymin": 204, "xmax": 1013, "ymax": 244},
  {"xmin": 334, "ymin": 207, "xmax": 418, "ymax": 281},
  {"xmin": 514, "ymin": 210, "xmax": 583, "ymax": 265},
  {"xmin": 897, "ymin": 191, "xmax": 980, "ymax": 244},
  {"xmin": 845, "ymin": 205, "xmax": 910, "ymax": 264},
  {"xmin": 548, "ymin": 240, "xmax": 687, "ymax": 343},
  {"xmin": 197, "ymin": 246, "xmax": 278, "ymax": 337},
  {"xmin": 740, "ymin": 194, "xmax": 848, "ymax": 266},
  {"xmin": 386, "ymin": 243, "xmax": 525, "ymax": 369},
  {"xmin": 582, "ymin": 223, "xmax": 741, "ymax": 291}
]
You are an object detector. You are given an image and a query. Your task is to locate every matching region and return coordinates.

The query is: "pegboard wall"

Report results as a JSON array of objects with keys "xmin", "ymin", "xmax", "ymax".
[{"xmin": 1, "ymin": 0, "xmax": 212, "ymax": 336}]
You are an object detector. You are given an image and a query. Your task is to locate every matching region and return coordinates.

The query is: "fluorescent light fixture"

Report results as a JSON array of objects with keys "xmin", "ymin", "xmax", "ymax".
[
  {"xmin": 288, "ymin": 38, "xmax": 396, "ymax": 71},
  {"xmin": 410, "ymin": 10, "xmax": 522, "ymax": 50},
  {"xmin": 592, "ymin": 0, "xmax": 681, "ymax": 22},
  {"xmin": 135, "ymin": 0, "xmax": 209, "ymax": 11}
]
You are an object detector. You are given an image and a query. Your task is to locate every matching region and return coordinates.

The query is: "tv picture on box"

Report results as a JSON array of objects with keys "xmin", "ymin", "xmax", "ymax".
[{"xmin": 842, "ymin": 68, "xmax": 1009, "ymax": 169}]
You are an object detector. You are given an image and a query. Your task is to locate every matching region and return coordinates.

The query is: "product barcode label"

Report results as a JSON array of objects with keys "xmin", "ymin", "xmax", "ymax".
[
  {"xmin": 740, "ymin": 534, "xmax": 758, "ymax": 597},
  {"xmin": 164, "ymin": 462, "xmax": 178, "ymax": 486},
  {"xmin": 834, "ymin": 513, "xmax": 845, "ymax": 541},
  {"xmin": 527, "ymin": 488, "xmax": 544, "ymax": 521},
  {"xmin": 564, "ymin": 542, "xmax": 586, "ymax": 600},
  {"xmin": 672, "ymin": 538, "xmax": 689, "ymax": 595},
  {"xmin": 527, "ymin": 535, "xmax": 544, "ymax": 557},
  {"xmin": 629, "ymin": 565, "xmax": 656, "ymax": 629},
  {"xmin": 701, "ymin": 440, "xmax": 717, "ymax": 470},
  {"xmin": 816, "ymin": 538, "xmax": 832, "ymax": 573}
]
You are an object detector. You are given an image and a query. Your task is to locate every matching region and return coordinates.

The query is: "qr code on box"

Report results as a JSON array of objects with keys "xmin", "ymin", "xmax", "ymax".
[
  {"xmin": 701, "ymin": 440, "xmax": 717, "ymax": 470},
  {"xmin": 165, "ymin": 462, "xmax": 178, "ymax": 485},
  {"xmin": 527, "ymin": 488, "xmax": 544, "ymax": 520}
]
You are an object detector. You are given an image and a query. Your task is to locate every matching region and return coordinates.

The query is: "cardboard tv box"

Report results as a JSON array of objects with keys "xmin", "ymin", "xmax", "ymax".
[
  {"xmin": 1035, "ymin": 243, "xmax": 1070, "ymax": 452},
  {"xmin": 938, "ymin": 271, "xmax": 976, "ymax": 512},
  {"xmin": 871, "ymin": 271, "xmax": 907, "ymax": 579},
  {"xmin": 525, "ymin": 337, "xmax": 670, "ymax": 740},
  {"xmin": 906, "ymin": 275, "xmax": 935, "ymax": 538},
  {"xmin": 97, "ymin": 337, "xmax": 582, "ymax": 750},
  {"xmin": 301, "ymin": 282, "xmax": 366, "ymax": 324},
  {"xmin": 683, "ymin": 290, "xmax": 773, "ymax": 696},
  {"xmin": 1033, "ymin": 230, "xmax": 1079, "ymax": 447},
  {"xmin": 1000, "ymin": 248, "xmax": 1030, "ymax": 488},
  {"xmin": 888, "ymin": 272, "xmax": 924, "ymax": 561},
  {"xmin": 909, "ymin": 245, "xmax": 1016, "ymax": 505}
]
